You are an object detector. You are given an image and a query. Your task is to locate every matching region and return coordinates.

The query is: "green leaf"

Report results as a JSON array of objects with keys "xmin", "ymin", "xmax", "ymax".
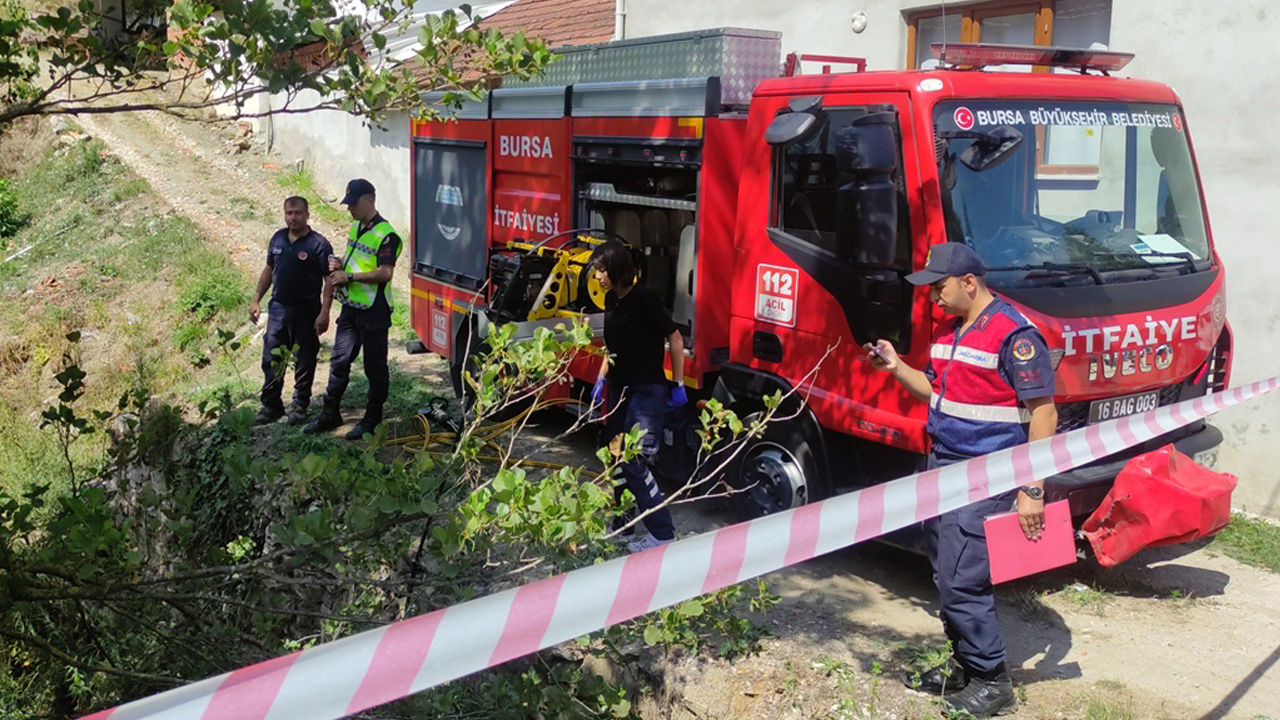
[
  {"xmin": 376, "ymin": 494, "xmax": 398, "ymax": 513},
  {"xmin": 643, "ymin": 625, "xmax": 662, "ymax": 646},
  {"xmin": 678, "ymin": 599, "xmax": 704, "ymax": 617}
]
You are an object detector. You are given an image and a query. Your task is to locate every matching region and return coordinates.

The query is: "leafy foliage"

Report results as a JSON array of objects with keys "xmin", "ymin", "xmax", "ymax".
[
  {"xmin": 1, "ymin": 0, "xmax": 555, "ymax": 124},
  {"xmin": 0, "ymin": 178, "xmax": 23, "ymax": 237},
  {"xmin": 0, "ymin": 321, "xmax": 781, "ymax": 717},
  {"xmin": 614, "ymin": 580, "xmax": 779, "ymax": 661}
]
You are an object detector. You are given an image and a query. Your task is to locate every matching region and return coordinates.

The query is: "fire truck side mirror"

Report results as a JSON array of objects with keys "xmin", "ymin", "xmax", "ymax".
[
  {"xmin": 833, "ymin": 115, "xmax": 899, "ymax": 266},
  {"xmin": 958, "ymin": 125, "xmax": 1024, "ymax": 172},
  {"xmin": 765, "ymin": 112, "xmax": 819, "ymax": 146}
]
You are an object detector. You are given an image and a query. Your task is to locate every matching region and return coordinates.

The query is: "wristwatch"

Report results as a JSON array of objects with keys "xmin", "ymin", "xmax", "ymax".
[
  {"xmin": 1017, "ymin": 485, "xmax": 1045, "ymax": 501},
  {"xmin": 346, "ymin": 271, "xmax": 354, "ymax": 284}
]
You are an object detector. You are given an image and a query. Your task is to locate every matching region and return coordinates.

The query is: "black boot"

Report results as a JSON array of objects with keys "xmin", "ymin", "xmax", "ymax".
[
  {"xmin": 903, "ymin": 656, "xmax": 967, "ymax": 695},
  {"xmin": 344, "ymin": 416, "xmax": 380, "ymax": 440},
  {"xmin": 943, "ymin": 667, "xmax": 1016, "ymax": 718},
  {"xmin": 304, "ymin": 405, "xmax": 342, "ymax": 434}
]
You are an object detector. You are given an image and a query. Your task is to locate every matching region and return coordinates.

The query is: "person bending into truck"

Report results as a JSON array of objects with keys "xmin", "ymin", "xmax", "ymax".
[
  {"xmin": 590, "ymin": 240, "xmax": 687, "ymax": 553},
  {"xmin": 249, "ymin": 196, "xmax": 334, "ymax": 426},
  {"xmin": 865, "ymin": 242, "xmax": 1057, "ymax": 718},
  {"xmin": 304, "ymin": 178, "xmax": 402, "ymax": 439}
]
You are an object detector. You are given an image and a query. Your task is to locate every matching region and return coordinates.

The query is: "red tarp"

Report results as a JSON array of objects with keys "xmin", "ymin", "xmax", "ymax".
[{"xmin": 1082, "ymin": 445, "xmax": 1237, "ymax": 567}]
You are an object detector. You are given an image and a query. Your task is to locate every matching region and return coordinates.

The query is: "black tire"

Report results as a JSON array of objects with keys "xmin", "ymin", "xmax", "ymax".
[
  {"xmin": 727, "ymin": 413, "xmax": 822, "ymax": 520},
  {"xmin": 448, "ymin": 325, "xmax": 535, "ymax": 422}
]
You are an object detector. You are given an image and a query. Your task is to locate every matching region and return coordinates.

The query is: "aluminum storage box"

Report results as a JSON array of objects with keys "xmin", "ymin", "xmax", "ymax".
[{"xmin": 504, "ymin": 27, "xmax": 781, "ymax": 107}]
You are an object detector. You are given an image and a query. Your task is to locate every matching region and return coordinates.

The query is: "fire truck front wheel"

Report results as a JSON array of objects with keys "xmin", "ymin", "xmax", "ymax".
[{"xmin": 730, "ymin": 415, "xmax": 820, "ymax": 519}]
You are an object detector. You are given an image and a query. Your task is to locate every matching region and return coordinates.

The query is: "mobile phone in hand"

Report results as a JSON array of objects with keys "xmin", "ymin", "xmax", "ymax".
[{"xmin": 866, "ymin": 343, "xmax": 888, "ymax": 363}]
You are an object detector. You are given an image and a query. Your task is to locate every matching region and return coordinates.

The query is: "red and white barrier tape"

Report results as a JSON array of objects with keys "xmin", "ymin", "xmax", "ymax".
[{"xmin": 80, "ymin": 377, "xmax": 1278, "ymax": 720}]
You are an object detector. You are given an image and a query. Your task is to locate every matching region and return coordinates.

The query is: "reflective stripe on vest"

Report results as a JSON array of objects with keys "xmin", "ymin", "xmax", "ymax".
[
  {"xmin": 929, "ymin": 393, "xmax": 1031, "ymax": 424},
  {"xmin": 337, "ymin": 220, "xmax": 399, "ymax": 310},
  {"xmin": 927, "ymin": 298, "xmax": 1035, "ymax": 458}
]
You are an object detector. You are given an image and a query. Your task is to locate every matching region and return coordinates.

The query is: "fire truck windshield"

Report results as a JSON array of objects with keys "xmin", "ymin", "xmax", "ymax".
[{"xmin": 933, "ymin": 100, "xmax": 1211, "ymax": 287}]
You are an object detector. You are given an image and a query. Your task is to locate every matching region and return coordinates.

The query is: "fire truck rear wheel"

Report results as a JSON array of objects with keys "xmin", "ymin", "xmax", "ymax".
[
  {"xmin": 449, "ymin": 327, "xmax": 535, "ymax": 422},
  {"xmin": 730, "ymin": 415, "xmax": 819, "ymax": 519}
]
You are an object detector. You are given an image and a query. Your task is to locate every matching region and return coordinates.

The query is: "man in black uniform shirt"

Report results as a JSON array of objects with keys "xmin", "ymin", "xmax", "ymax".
[{"xmin": 250, "ymin": 196, "xmax": 333, "ymax": 425}]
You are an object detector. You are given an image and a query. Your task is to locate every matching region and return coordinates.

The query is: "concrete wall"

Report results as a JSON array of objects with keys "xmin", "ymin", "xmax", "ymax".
[
  {"xmin": 263, "ymin": 90, "xmax": 413, "ymax": 235},
  {"xmin": 621, "ymin": 0, "xmax": 1280, "ymax": 516},
  {"xmin": 1117, "ymin": 0, "xmax": 1280, "ymax": 516}
]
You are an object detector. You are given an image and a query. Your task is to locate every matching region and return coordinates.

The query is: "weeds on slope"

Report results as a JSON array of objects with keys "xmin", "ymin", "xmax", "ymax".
[{"xmin": 0, "ymin": 131, "xmax": 254, "ymax": 494}]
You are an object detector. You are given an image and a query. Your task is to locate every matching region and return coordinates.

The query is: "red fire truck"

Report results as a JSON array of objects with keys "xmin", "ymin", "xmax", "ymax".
[{"xmin": 407, "ymin": 29, "xmax": 1230, "ymax": 522}]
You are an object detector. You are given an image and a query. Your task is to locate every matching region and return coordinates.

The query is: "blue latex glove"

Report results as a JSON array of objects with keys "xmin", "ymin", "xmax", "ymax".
[
  {"xmin": 669, "ymin": 384, "xmax": 688, "ymax": 408},
  {"xmin": 591, "ymin": 377, "xmax": 606, "ymax": 406}
]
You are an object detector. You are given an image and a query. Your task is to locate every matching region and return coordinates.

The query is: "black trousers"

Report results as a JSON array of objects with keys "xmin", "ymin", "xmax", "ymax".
[
  {"xmin": 260, "ymin": 301, "xmax": 320, "ymax": 411},
  {"xmin": 320, "ymin": 308, "xmax": 389, "ymax": 422}
]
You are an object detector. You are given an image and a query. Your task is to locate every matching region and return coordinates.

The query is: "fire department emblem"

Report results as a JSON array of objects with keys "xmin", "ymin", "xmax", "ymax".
[
  {"xmin": 1012, "ymin": 337, "xmax": 1036, "ymax": 361},
  {"xmin": 436, "ymin": 184, "xmax": 463, "ymax": 241},
  {"xmin": 297, "ymin": 251, "xmax": 308, "ymax": 260},
  {"xmin": 1172, "ymin": 114, "xmax": 1183, "ymax": 132},
  {"xmin": 954, "ymin": 107, "xmax": 975, "ymax": 131}
]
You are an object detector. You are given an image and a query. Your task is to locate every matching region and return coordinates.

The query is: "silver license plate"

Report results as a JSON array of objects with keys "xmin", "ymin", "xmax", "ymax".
[{"xmin": 1088, "ymin": 389, "xmax": 1161, "ymax": 424}]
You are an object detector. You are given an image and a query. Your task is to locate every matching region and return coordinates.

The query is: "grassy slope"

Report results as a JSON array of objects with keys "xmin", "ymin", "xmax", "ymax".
[{"xmin": 0, "ymin": 134, "xmax": 255, "ymax": 494}]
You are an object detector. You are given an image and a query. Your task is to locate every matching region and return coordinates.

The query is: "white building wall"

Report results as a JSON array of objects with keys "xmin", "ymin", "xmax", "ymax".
[
  {"xmin": 257, "ymin": 1, "xmax": 511, "ymax": 233},
  {"xmin": 623, "ymin": 0, "xmax": 1280, "ymax": 516},
  {"xmin": 265, "ymin": 90, "xmax": 413, "ymax": 234},
  {"xmin": 1120, "ymin": 0, "xmax": 1280, "ymax": 517}
]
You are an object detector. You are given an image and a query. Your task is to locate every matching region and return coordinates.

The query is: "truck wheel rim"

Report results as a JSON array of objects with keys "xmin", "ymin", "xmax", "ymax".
[{"xmin": 741, "ymin": 443, "xmax": 806, "ymax": 514}]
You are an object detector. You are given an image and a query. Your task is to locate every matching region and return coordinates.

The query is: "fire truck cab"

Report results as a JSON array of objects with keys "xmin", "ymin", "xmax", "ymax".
[{"xmin": 408, "ymin": 29, "xmax": 1230, "ymax": 523}]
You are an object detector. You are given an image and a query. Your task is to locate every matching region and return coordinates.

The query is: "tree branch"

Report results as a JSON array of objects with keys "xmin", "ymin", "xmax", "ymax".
[{"xmin": 0, "ymin": 626, "xmax": 182, "ymax": 687}]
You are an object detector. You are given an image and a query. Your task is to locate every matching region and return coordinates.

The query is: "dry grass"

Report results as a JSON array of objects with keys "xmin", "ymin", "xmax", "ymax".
[
  {"xmin": 0, "ymin": 127, "xmax": 256, "ymax": 492},
  {"xmin": 0, "ymin": 115, "xmax": 56, "ymax": 178}
]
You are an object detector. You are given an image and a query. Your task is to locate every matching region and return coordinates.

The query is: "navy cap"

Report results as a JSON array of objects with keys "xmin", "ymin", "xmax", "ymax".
[
  {"xmin": 905, "ymin": 242, "xmax": 986, "ymax": 285},
  {"xmin": 340, "ymin": 178, "xmax": 375, "ymax": 205}
]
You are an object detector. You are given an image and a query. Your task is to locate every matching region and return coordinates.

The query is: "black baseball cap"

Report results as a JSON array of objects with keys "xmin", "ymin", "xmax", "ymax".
[
  {"xmin": 341, "ymin": 178, "xmax": 375, "ymax": 205},
  {"xmin": 905, "ymin": 242, "xmax": 986, "ymax": 285}
]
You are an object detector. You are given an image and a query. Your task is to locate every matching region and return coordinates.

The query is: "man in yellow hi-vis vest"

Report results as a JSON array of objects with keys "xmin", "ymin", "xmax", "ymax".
[{"xmin": 305, "ymin": 178, "xmax": 402, "ymax": 439}]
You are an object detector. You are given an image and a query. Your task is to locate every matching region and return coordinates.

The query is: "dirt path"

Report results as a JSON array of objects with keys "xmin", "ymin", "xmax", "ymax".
[
  {"xmin": 678, "ymin": 532, "xmax": 1280, "ymax": 719},
  {"xmin": 75, "ymin": 111, "xmax": 295, "ymax": 271},
  {"xmin": 74, "ymin": 107, "xmax": 428, "ymax": 430},
  {"xmin": 79, "ymin": 109, "xmax": 1280, "ymax": 720}
]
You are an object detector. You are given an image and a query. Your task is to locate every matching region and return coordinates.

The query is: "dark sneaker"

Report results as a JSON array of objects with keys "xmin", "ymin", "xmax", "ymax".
[
  {"xmin": 303, "ymin": 411, "xmax": 343, "ymax": 434},
  {"xmin": 286, "ymin": 404, "xmax": 309, "ymax": 426},
  {"xmin": 255, "ymin": 406, "xmax": 284, "ymax": 425},
  {"xmin": 344, "ymin": 418, "xmax": 380, "ymax": 440},
  {"xmin": 903, "ymin": 657, "xmax": 967, "ymax": 695},
  {"xmin": 943, "ymin": 674, "xmax": 1017, "ymax": 718}
]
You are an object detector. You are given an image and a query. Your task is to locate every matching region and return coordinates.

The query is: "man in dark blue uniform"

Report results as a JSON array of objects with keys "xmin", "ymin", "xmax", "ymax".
[
  {"xmin": 250, "ymin": 196, "xmax": 334, "ymax": 425},
  {"xmin": 867, "ymin": 243, "xmax": 1058, "ymax": 718}
]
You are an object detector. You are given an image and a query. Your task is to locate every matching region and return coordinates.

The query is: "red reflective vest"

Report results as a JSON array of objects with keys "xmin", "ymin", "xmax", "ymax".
[{"xmin": 927, "ymin": 298, "xmax": 1036, "ymax": 460}]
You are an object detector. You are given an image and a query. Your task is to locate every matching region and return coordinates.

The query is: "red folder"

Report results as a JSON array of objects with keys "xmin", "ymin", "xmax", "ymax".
[{"xmin": 985, "ymin": 499, "xmax": 1076, "ymax": 584}]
